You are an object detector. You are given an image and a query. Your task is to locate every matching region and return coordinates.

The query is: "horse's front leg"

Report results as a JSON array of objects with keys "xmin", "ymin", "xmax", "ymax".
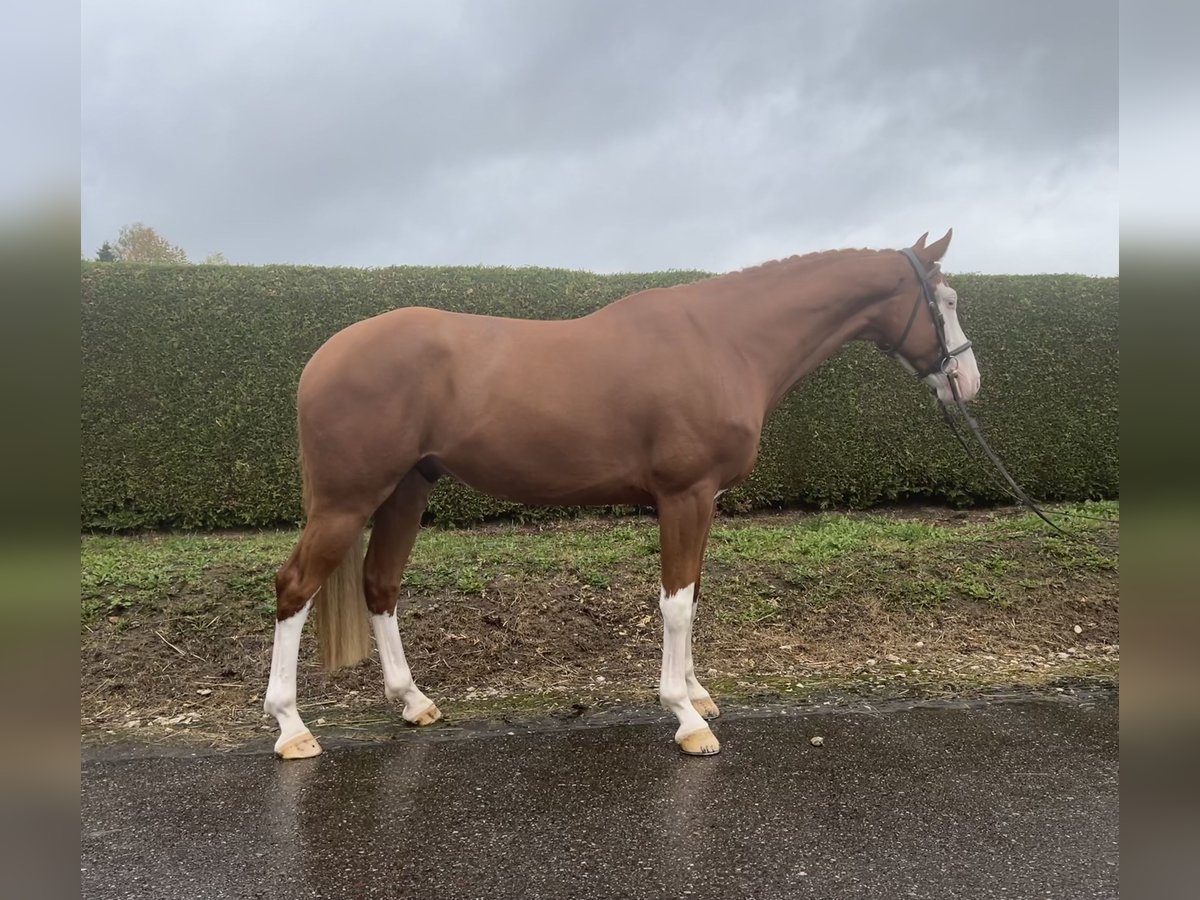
[
  {"xmin": 656, "ymin": 486, "xmax": 720, "ymax": 756},
  {"xmin": 684, "ymin": 584, "xmax": 720, "ymax": 720}
]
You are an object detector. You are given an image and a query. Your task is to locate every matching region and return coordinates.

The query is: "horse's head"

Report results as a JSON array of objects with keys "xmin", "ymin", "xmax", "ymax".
[{"xmin": 875, "ymin": 229, "xmax": 980, "ymax": 404}]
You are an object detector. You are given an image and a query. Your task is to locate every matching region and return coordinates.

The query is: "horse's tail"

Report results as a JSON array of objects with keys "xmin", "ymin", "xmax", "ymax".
[{"xmin": 299, "ymin": 444, "xmax": 372, "ymax": 672}]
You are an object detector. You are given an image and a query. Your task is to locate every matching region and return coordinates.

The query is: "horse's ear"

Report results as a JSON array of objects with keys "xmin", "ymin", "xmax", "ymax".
[
  {"xmin": 916, "ymin": 228, "xmax": 952, "ymax": 267},
  {"xmin": 913, "ymin": 232, "xmax": 929, "ymax": 250}
]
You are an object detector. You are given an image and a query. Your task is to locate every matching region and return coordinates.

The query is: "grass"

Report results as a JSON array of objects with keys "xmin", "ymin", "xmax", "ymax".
[
  {"xmin": 81, "ymin": 532, "xmax": 294, "ymax": 623},
  {"xmin": 81, "ymin": 501, "xmax": 1118, "ymax": 629},
  {"xmin": 80, "ymin": 501, "xmax": 1118, "ymax": 748}
]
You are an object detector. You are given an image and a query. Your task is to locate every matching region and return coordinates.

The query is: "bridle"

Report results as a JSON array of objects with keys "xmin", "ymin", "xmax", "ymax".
[
  {"xmin": 882, "ymin": 247, "xmax": 974, "ymax": 379},
  {"xmin": 882, "ymin": 248, "xmax": 1073, "ymax": 536}
]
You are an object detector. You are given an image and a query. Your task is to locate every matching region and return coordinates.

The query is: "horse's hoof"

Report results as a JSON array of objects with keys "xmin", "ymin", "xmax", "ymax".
[
  {"xmin": 276, "ymin": 731, "xmax": 322, "ymax": 760},
  {"xmin": 692, "ymin": 697, "xmax": 721, "ymax": 719},
  {"xmin": 677, "ymin": 726, "xmax": 721, "ymax": 756},
  {"xmin": 404, "ymin": 702, "xmax": 442, "ymax": 727}
]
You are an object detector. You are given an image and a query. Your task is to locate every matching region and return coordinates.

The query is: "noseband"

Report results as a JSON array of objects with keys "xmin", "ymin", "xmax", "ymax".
[{"xmin": 882, "ymin": 248, "xmax": 973, "ymax": 379}]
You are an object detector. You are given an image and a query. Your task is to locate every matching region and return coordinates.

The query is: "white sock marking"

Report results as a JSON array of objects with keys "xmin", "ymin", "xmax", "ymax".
[
  {"xmin": 683, "ymin": 607, "xmax": 712, "ymax": 705},
  {"xmin": 371, "ymin": 612, "xmax": 434, "ymax": 720},
  {"xmin": 659, "ymin": 584, "xmax": 710, "ymax": 740},
  {"xmin": 264, "ymin": 598, "xmax": 313, "ymax": 752}
]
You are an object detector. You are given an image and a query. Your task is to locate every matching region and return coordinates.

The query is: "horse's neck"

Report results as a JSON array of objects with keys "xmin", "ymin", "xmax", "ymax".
[{"xmin": 697, "ymin": 254, "xmax": 889, "ymax": 414}]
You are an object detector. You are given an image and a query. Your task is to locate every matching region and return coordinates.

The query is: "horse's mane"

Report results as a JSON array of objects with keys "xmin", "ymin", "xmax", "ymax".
[
  {"xmin": 730, "ymin": 246, "xmax": 888, "ymax": 277},
  {"xmin": 647, "ymin": 246, "xmax": 897, "ymax": 298}
]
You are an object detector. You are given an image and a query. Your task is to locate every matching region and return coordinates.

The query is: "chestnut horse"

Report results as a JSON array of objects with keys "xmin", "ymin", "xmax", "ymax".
[{"xmin": 264, "ymin": 229, "xmax": 980, "ymax": 758}]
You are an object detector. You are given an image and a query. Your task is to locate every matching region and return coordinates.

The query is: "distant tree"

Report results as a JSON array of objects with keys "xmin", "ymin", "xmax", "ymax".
[
  {"xmin": 114, "ymin": 223, "xmax": 189, "ymax": 263},
  {"xmin": 202, "ymin": 251, "xmax": 229, "ymax": 265},
  {"xmin": 95, "ymin": 241, "xmax": 119, "ymax": 262}
]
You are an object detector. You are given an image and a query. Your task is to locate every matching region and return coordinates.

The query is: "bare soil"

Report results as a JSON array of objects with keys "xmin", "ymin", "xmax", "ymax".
[{"xmin": 81, "ymin": 504, "xmax": 1118, "ymax": 750}]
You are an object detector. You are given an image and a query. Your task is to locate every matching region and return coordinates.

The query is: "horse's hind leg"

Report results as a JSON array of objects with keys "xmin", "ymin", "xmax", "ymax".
[
  {"xmin": 364, "ymin": 470, "xmax": 441, "ymax": 726},
  {"xmin": 266, "ymin": 509, "xmax": 367, "ymax": 759}
]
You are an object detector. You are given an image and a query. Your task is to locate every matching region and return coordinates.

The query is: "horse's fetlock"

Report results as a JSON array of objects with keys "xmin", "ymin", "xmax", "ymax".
[
  {"xmin": 659, "ymin": 683, "xmax": 688, "ymax": 708},
  {"xmin": 263, "ymin": 692, "xmax": 290, "ymax": 719},
  {"xmin": 384, "ymin": 674, "xmax": 414, "ymax": 701}
]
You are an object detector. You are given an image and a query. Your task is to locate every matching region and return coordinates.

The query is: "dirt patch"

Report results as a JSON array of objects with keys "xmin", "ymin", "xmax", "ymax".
[{"xmin": 81, "ymin": 504, "xmax": 1119, "ymax": 749}]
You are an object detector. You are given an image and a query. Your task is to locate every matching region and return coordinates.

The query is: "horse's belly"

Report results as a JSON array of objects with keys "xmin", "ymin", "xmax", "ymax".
[{"xmin": 437, "ymin": 446, "xmax": 653, "ymax": 507}]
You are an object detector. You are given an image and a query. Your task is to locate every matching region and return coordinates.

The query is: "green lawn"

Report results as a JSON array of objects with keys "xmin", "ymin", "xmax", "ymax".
[{"xmin": 82, "ymin": 501, "xmax": 1117, "ymax": 628}]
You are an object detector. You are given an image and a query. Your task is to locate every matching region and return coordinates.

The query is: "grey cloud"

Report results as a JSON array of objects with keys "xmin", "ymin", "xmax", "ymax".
[{"xmin": 82, "ymin": 1, "xmax": 1117, "ymax": 274}]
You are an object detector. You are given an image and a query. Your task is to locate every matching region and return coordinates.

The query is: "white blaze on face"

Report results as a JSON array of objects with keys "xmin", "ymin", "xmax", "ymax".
[{"xmin": 926, "ymin": 280, "xmax": 981, "ymax": 403}]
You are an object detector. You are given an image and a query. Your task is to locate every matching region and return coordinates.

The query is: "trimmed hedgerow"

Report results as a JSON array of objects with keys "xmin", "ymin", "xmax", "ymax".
[{"xmin": 81, "ymin": 263, "xmax": 1118, "ymax": 530}]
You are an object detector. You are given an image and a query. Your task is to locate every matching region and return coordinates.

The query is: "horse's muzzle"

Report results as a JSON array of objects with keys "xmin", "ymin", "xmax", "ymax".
[{"xmin": 929, "ymin": 351, "xmax": 980, "ymax": 403}]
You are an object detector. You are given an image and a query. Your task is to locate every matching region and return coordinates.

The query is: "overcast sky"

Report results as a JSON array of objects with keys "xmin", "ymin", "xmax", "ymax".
[{"xmin": 81, "ymin": 1, "xmax": 1117, "ymax": 275}]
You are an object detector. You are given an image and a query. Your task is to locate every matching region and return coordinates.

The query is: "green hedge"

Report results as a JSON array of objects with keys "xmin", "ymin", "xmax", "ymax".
[{"xmin": 81, "ymin": 263, "xmax": 1118, "ymax": 530}]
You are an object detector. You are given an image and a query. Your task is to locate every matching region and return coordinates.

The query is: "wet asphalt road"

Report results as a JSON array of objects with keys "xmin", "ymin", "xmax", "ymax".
[{"xmin": 82, "ymin": 692, "xmax": 1117, "ymax": 900}]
